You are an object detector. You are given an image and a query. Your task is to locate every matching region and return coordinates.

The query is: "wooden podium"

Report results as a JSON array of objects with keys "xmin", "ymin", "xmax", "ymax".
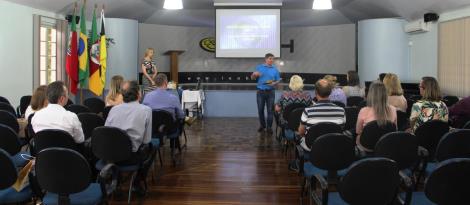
[{"xmin": 164, "ymin": 50, "xmax": 185, "ymax": 83}]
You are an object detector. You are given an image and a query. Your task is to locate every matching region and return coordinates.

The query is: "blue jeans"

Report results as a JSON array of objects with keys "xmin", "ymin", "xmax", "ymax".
[{"xmin": 257, "ymin": 90, "xmax": 275, "ymax": 129}]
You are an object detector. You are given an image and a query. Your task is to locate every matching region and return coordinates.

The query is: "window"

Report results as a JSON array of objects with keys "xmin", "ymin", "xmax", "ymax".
[
  {"xmin": 40, "ymin": 23, "xmax": 57, "ymax": 85},
  {"xmin": 33, "ymin": 15, "xmax": 66, "ymax": 88}
]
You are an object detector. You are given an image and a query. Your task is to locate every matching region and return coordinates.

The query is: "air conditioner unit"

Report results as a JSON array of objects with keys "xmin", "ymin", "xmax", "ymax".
[{"xmin": 405, "ymin": 20, "xmax": 430, "ymax": 34}]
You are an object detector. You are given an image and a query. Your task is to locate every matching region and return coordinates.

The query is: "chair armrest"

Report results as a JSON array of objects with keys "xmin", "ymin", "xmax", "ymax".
[
  {"xmin": 97, "ymin": 163, "xmax": 119, "ymax": 197},
  {"xmin": 314, "ymin": 174, "xmax": 329, "ymax": 205},
  {"xmin": 399, "ymin": 170, "xmax": 413, "ymax": 205}
]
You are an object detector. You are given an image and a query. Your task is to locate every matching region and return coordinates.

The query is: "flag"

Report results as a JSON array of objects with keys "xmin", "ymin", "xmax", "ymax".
[
  {"xmin": 99, "ymin": 7, "xmax": 107, "ymax": 91},
  {"xmin": 78, "ymin": 1, "xmax": 89, "ymax": 88},
  {"xmin": 89, "ymin": 6, "xmax": 101, "ymax": 95},
  {"xmin": 65, "ymin": 6, "xmax": 78, "ymax": 94}
]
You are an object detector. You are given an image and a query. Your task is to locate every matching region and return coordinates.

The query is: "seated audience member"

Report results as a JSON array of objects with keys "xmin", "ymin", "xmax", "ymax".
[
  {"xmin": 32, "ymin": 81, "xmax": 84, "ymax": 143},
  {"xmin": 143, "ymin": 74, "xmax": 185, "ymax": 121},
  {"xmin": 298, "ymin": 79, "xmax": 346, "ymax": 151},
  {"xmin": 449, "ymin": 96, "xmax": 470, "ymax": 128},
  {"xmin": 356, "ymin": 81, "xmax": 397, "ymax": 152},
  {"xmin": 105, "ymin": 80, "xmax": 152, "ymax": 163},
  {"xmin": 275, "ymin": 75, "xmax": 313, "ymax": 114},
  {"xmin": 383, "ymin": 73, "xmax": 407, "ymax": 112},
  {"xmin": 410, "ymin": 77, "xmax": 449, "ymax": 132},
  {"xmin": 24, "ymin": 85, "xmax": 48, "ymax": 120},
  {"xmin": 322, "ymin": 75, "xmax": 347, "ymax": 106},
  {"xmin": 105, "ymin": 75, "xmax": 124, "ymax": 106},
  {"xmin": 342, "ymin": 70, "xmax": 365, "ymax": 97}
]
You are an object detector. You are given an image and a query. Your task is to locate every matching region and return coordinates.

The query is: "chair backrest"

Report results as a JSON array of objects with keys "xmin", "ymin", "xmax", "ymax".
[
  {"xmin": 424, "ymin": 158, "xmax": 470, "ymax": 204},
  {"xmin": 0, "ymin": 110, "xmax": 19, "ymax": 133},
  {"xmin": 0, "ymin": 96, "xmax": 10, "ymax": 105},
  {"xmin": 36, "ymin": 148, "xmax": 91, "ymax": 195},
  {"xmin": 442, "ymin": 95, "xmax": 459, "ymax": 107},
  {"xmin": 344, "ymin": 107, "xmax": 359, "ymax": 131},
  {"xmin": 282, "ymin": 103, "xmax": 306, "ymax": 121},
  {"xmin": 0, "ymin": 148, "xmax": 17, "ymax": 189},
  {"xmin": 310, "ymin": 133, "xmax": 355, "ymax": 171},
  {"xmin": 332, "ymin": 101, "xmax": 346, "ymax": 108},
  {"xmin": 375, "ymin": 132, "xmax": 418, "ymax": 170},
  {"xmin": 435, "ymin": 129, "xmax": 470, "ymax": 162},
  {"xmin": 0, "ymin": 124, "xmax": 21, "ymax": 155},
  {"xmin": 0, "ymin": 102, "xmax": 16, "ymax": 117},
  {"xmin": 102, "ymin": 106, "xmax": 113, "ymax": 121},
  {"xmin": 396, "ymin": 110, "xmax": 409, "ymax": 131},
  {"xmin": 66, "ymin": 99, "xmax": 74, "ymax": 107},
  {"xmin": 152, "ymin": 110, "xmax": 177, "ymax": 136},
  {"xmin": 34, "ymin": 129, "xmax": 77, "ymax": 154},
  {"xmin": 26, "ymin": 113, "xmax": 36, "ymax": 139},
  {"xmin": 305, "ymin": 122, "xmax": 343, "ymax": 148},
  {"xmin": 347, "ymin": 96, "xmax": 364, "ymax": 107},
  {"xmin": 287, "ymin": 107, "xmax": 305, "ymax": 131},
  {"xmin": 91, "ymin": 126, "xmax": 132, "ymax": 163},
  {"xmin": 66, "ymin": 104, "xmax": 91, "ymax": 115},
  {"xmin": 19, "ymin": 95, "xmax": 32, "ymax": 117},
  {"xmin": 78, "ymin": 113, "xmax": 104, "ymax": 140},
  {"xmin": 359, "ymin": 120, "xmax": 397, "ymax": 151},
  {"xmin": 83, "ymin": 98, "xmax": 105, "ymax": 114},
  {"xmin": 339, "ymin": 158, "xmax": 400, "ymax": 205},
  {"xmin": 414, "ymin": 120, "xmax": 449, "ymax": 158}
]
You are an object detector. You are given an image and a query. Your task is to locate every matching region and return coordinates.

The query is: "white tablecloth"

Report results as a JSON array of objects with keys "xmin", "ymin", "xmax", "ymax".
[{"xmin": 181, "ymin": 90, "xmax": 205, "ymax": 115}]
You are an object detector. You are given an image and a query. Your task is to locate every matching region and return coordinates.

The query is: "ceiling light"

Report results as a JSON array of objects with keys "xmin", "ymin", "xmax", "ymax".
[
  {"xmin": 312, "ymin": 0, "xmax": 332, "ymax": 10},
  {"xmin": 164, "ymin": 0, "xmax": 183, "ymax": 10}
]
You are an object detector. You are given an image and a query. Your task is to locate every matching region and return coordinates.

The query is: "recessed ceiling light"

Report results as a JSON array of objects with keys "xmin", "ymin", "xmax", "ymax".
[
  {"xmin": 312, "ymin": 0, "xmax": 332, "ymax": 10},
  {"xmin": 163, "ymin": 0, "xmax": 183, "ymax": 10}
]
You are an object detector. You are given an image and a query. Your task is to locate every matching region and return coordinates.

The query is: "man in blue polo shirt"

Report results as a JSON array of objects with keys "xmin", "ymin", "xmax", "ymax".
[{"xmin": 251, "ymin": 53, "xmax": 281, "ymax": 134}]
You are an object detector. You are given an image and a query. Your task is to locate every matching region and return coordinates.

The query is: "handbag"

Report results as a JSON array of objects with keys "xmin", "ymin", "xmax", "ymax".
[{"xmin": 12, "ymin": 159, "xmax": 34, "ymax": 191}]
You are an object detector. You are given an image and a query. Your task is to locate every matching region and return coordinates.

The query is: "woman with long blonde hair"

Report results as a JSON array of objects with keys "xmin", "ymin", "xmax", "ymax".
[
  {"xmin": 356, "ymin": 81, "xmax": 397, "ymax": 151},
  {"xmin": 105, "ymin": 75, "xmax": 124, "ymax": 106},
  {"xmin": 25, "ymin": 85, "xmax": 48, "ymax": 120},
  {"xmin": 383, "ymin": 73, "xmax": 407, "ymax": 112},
  {"xmin": 141, "ymin": 48, "xmax": 158, "ymax": 93}
]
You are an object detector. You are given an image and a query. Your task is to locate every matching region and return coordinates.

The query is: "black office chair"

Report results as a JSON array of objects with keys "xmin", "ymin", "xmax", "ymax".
[
  {"xmin": 314, "ymin": 158, "xmax": 400, "ymax": 205},
  {"xmin": 91, "ymin": 126, "xmax": 142, "ymax": 204},
  {"xmin": 332, "ymin": 101, "xmax": 346, "ymax": 108},
  {"xmin": 33, "ymin": 129, "xmax": 78, "ymax": 156},
  {"xmin": 36, "ymin": 148, "xmax": 115, "ymax": 205},
  {"xmin": 152, "ymin": 110, "xmax": 178, "ymax": 165},
  {"xmin": 16, "ymin": 95, "xmax": 31, "ymax": 118},
  {"xmin": 102, "ymin": 106, "xmax": 113, "ymax": 121},
  {"xmin": 302, "ymin": 133, "xmax": 356, "ymax": 204},
  {"xmin": 442, "ymin": 95, "xmax": 459, "ymax": 107},
  {"xmin": 396, "ymin": 110, "xmax": 409, "ymax": 131},
  {"xmin": 284, "ymin": 107, "xmax": 304, "ymax": 157},
  {"xmin": 375, "ymin": 132, "xmax": 418, "ymax": 172},
  {"xmin": 83, "ymin": 98, "xmax": 105, "ymax": 114},
  {"xmin": 65, "ymin": 99, "xmax": 74, "ymax": 107},
  {"xmin": 0, "ymin": 124, "xmax": 28, "ymax": 167},
  {"xmin": 280, "ymin": 103, "xmax": 306, "ymax": 142},
  {"xmin": 0, "ymin": 96, "xmax": 10, "ymax": 105},
  {"xmin": 77, "ymin": 113, "xmax": 104, "ymax": 141},
  {"xmin": 414, "ymin": 120, "xmax": 449, "ymax": 158},
  {"xmin": 402, "ymin": 158, "xmax": 470, "ymax": 205},
  {"xmin": 0, "ymin": 110, "xmax": 19, "ymax": 133},
  {"xmin": 0, "ymin": 148, "xmax": 33, "ymax": 204},
  {"xmin": 344, "ymin": 107, "xmax": 359, "ymax": 136},
  {"xmin": 0, "ymin": 102, "xmax": 17, "ymax": 117},
  {"xmin": 347, "ymin": 96, "xmax": 364, "ymax": 107},
  {"xmin": 304, "ymin": 122, "xmax": 343, "ymax": 150},
  {"xmin": 65, "ymin": 104, "xmax": 91, "ymax": 115},
  {"xmin": 359, "ymin": 120, "xmax": 397, "ymax": 153}
]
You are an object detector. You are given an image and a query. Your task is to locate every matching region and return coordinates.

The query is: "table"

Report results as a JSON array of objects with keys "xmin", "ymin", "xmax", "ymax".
[{"xmin": 181, "ymin": 90, "xmax": 205, "ymax": 117}]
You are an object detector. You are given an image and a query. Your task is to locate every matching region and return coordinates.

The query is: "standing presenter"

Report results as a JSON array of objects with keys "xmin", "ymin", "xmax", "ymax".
[{"xmin": 251, "ymin": 53, "xmax": 281, "ymax": 134}]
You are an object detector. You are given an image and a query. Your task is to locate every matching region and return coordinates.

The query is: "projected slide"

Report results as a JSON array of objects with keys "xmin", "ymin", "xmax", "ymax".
[{"xmin": 216, "ymin": 9, "xmax": 280, "ymax": 58}]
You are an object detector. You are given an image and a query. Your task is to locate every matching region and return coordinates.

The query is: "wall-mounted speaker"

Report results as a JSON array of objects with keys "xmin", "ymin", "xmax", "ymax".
[{"xmin": 424, "ymin": 13, "xmax": 439, "ymax": 22}]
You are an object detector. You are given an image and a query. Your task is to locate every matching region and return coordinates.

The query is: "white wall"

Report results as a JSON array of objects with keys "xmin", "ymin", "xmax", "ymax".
[
  {"xmin": 408, "ymin": 6, "xmax": 470, "ymax": 82},
  {"xmin": 0, "ymin": 0, "xmax": 62, "ymax": 108}
]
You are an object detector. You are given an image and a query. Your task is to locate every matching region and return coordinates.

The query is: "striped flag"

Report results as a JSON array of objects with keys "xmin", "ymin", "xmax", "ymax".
[
  {"xmin": 89, "ymin": 6, "xmax": 101, "ymax": 95},
  {"xmin": 78, "ymin": 1, "xmax": 89, "ymax": 88},
  {"xmin": 65, "ymin": 5, "xmax": 78, "ymax": 94},
  {"xmin": 99, "ymin": 7, "xmax": 107, "ymax": 90}
]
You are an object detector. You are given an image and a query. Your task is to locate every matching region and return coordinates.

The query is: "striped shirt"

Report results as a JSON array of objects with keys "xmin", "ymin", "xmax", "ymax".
[{"xmin": 300, "ymin": 100, "xmax": 346, "ymax": 128}]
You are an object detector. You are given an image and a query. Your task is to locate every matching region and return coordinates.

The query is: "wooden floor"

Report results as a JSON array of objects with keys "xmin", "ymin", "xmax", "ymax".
[{"xmin": 113, "ymin": 118, "xmax": 301, "ymax": 205}]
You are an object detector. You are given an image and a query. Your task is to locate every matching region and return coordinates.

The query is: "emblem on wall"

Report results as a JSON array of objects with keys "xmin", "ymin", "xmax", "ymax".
[{"xmin": 199, "ymin": 37, "xmax": 215, "ymax": 53}]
